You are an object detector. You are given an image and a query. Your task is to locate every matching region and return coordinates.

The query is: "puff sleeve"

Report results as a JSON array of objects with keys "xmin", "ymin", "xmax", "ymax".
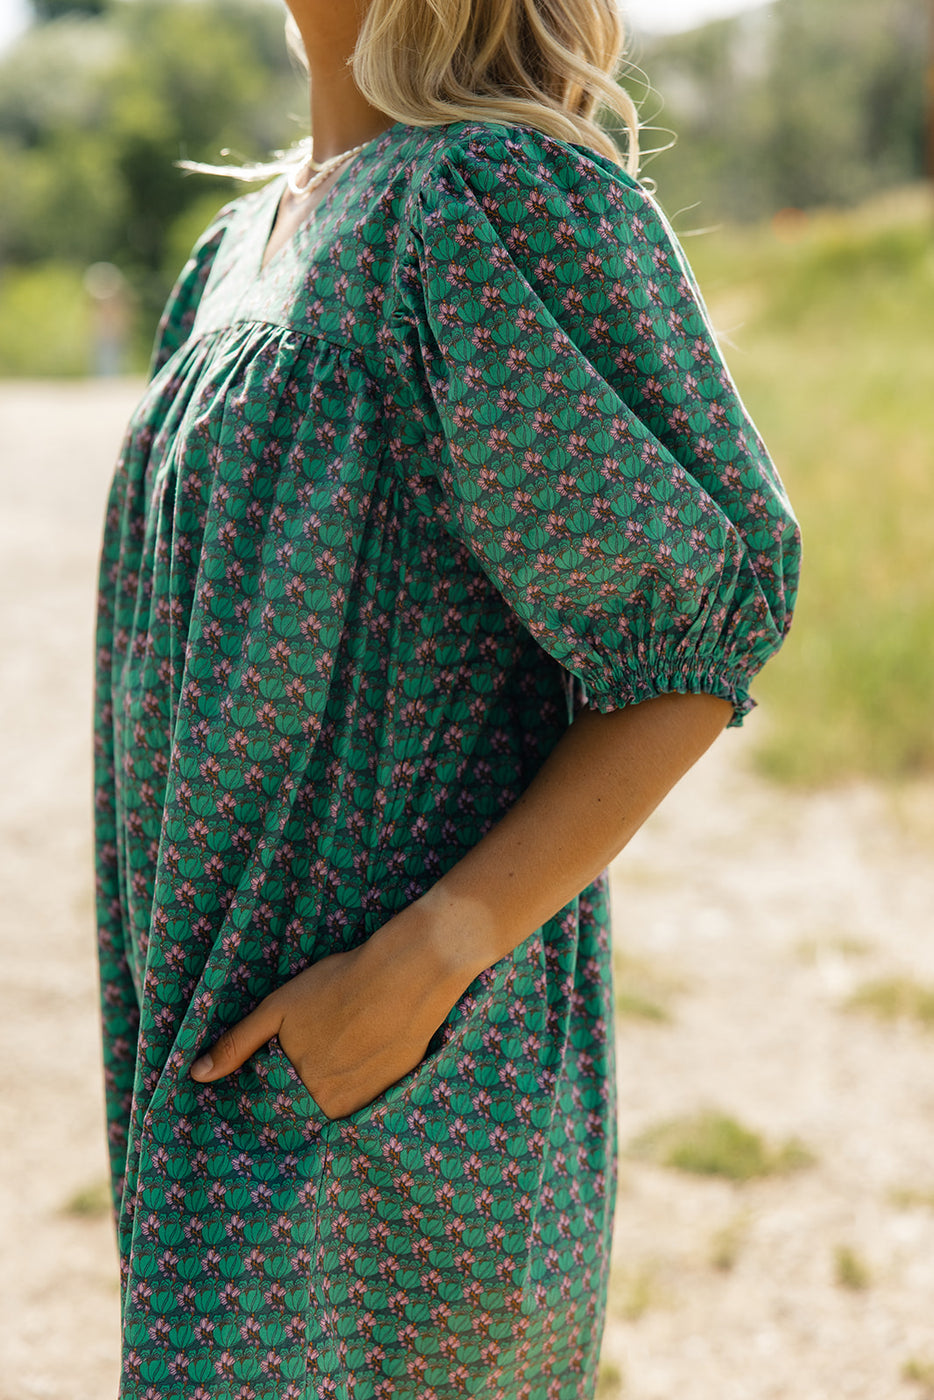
[{"xmin": 390, "ymin": 125, "xmax": 801, "ymax": 725}]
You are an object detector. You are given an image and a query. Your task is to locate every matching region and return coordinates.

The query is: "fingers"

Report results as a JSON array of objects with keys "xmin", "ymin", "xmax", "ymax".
[{"xmin": 190, "ymin": 998, "xmax": 281, "ymax": 1083}]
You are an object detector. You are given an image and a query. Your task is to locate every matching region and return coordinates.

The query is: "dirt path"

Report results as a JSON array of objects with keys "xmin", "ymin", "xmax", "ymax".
[{"xmin": 1, "ymin": 380, "xmax": 932, "ymax": 1400}]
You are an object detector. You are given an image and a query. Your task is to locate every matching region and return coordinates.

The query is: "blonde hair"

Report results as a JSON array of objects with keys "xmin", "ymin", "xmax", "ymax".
[{"xmin": 187, "ymin": 0, "xmax": 640, "ymax": 182}]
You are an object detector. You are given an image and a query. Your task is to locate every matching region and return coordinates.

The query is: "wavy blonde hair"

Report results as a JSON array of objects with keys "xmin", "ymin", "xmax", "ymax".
[
  {"xmin": 312, "ymin": 0, "xmax": 638, "ymax": 171},
  {"xmin": 188, "ymin": 0, "xmax": 640, "ymax": 182}
]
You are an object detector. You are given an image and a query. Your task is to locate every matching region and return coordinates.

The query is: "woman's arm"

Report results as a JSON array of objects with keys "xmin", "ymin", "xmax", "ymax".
[
  {"xmin": 191, "ymin": 691, "xmax": 731, "ymax": 1117},
  {"xmin": 415, "ymin": 690, "xmax": 731, "ymax": 981}
]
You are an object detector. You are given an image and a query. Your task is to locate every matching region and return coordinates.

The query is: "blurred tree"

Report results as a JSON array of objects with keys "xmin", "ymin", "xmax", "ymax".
[
  {"xmin": 640, "ymin": 0, "xmax": 927, "ymax": 222},
  {"xmin": 30, "ymin": 0, "xmax": 109, "ymax": 18},
  {"xmin": 0, "ymin": 0, "xmax": 303, "ymax": 338}
]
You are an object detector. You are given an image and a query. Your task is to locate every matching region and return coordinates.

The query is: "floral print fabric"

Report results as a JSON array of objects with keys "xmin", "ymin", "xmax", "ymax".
[{"xmin": 93, "ymin": 118, "xmax": 800, "ymax": 1400}]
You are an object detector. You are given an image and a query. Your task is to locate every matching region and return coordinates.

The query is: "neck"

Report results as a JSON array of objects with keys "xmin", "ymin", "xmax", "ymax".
[{"xmin": 290, "ymin": 7, "xmax": 395, "ymax": 163}]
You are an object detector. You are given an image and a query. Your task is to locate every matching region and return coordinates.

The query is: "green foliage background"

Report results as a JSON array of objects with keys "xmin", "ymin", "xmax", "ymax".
[
  {"xmin": 633, "ymin": 0, "xmax": 925, "ymax": 221},
  {"xmin": 682, "ymin": 189, "xmax": 934, "ymax": 785},
  {"xmin": 1, "ymin": 0, "xmax": 931, "ymax": 787},
  {"xmin": 0, "ymin": 0, "xmax": 304, "ymax": 357}
]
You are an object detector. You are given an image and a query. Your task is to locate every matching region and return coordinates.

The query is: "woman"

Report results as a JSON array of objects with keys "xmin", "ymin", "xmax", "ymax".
[{"xmin": 93, "ymin": 0, "xmax": 801, "ymax": 1396}]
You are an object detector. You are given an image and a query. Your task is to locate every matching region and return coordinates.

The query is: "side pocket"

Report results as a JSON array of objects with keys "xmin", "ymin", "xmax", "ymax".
[
  {"xmin": 263, "ymin": 1034, "xmax": 333, "ymax": 1125},
  {"xmin": 267, "ymin": 1020, "xmax": 456, "ymax": 1132}
]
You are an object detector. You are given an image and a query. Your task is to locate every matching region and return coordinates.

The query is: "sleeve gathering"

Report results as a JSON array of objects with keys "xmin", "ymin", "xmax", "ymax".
[{"xmin": 389, "ymin": 124, "xmax": 801, "ymax": 726}]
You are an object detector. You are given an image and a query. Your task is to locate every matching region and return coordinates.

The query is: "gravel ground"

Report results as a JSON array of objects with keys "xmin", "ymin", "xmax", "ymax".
[{"xmin": 1, "ymin": 380, "xmax": 932, "ymax": 1400}]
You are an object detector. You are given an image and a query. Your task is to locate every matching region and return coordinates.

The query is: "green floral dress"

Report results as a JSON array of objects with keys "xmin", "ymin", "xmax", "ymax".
[{"xmin": 93, "ymin": 118, "xmax": 800, "ymax": 1399}]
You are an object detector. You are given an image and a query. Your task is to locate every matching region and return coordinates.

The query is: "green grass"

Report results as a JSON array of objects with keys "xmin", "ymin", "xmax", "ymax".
[
  {"xmin": 890, "ymin": 1184, "xmax": 934, "ymax": 1212},
  {"xmin": 596, "ymin": 1359, "xmax": 625, "ymax": 1396},
  {"xmin": 843, "ymin": 974, "xmax": 934, "ymax": 1030},
  {"xmin": 626, "ymin": 1108, "xmax": 816, "ymax": 1182},
  {"xmin": 0, "ymin": 261, "xmax": 96, "ymax": 376},
  {"xmin": 685, "ymin": 185, "xmax": 934, "ymax": 785},
  {"xmin": 833, "ymin": 1242, "xmax": 872, "ymax": 1290},
  {"xmin": 903, "ymin": 1355, "xmax": 934, "ymax": 1394},
  {"xmin": 61, "ymin": 1177, "xmax": 112, "ymax": 1218}
]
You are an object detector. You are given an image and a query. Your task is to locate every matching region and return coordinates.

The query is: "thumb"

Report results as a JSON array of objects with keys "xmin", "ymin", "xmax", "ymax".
[{"xmin": 190, "ymin": 997, "xmax": 281, "ymax": 1082}]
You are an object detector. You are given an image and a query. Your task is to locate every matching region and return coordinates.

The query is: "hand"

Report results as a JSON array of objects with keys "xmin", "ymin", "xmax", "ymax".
[{"xmin": 189, "ymin": 902, "xmax": 477, "ymax": 1120}]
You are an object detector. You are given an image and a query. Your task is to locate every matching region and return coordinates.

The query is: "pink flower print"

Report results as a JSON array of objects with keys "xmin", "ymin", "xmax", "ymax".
[
  {"xmin": 561, "ymin": 286, "xmax": 585, "ymax": 318},
  {"xmin": 641, "ymin": 375, "xmax": 665, "ymax": 408},
  {"xmin": 505, "ymin": 344, "xmax": 530, "ymax": 374},
  {"xmin": 434, "ymin": 1180, "xmax": 456, "ymax": 1209},
  {"xmin": 123, "ymin": 1350, "xmax": 144, "ymax": 1383},
  {"xmin": 469, "ymin": 321, "xmax": 496, "ymax": 355},
  {"xmin": 659, "ymin": 341, "xmax": 680, "ymax": 371},
  {"xmin": 260, "ymin": 1350, "xmax": 283, "ymax": 1378},
  {"xmin": 193, "ymin": 1315, "xmax": 215, "ymax": 1345},
  {"xmin": 239, "ymin": 1314, "xmax": 262, "ymax": 1345},
  {"xmin": 214, "ymin": 1350, "xmax": 238, "ymax": 1381},
  {"xmin": 460, "ymin": 363, "xmax": 485, "ymax": 393},
  {"xmin": 692, "ymin": 335, "xmax": 714, "ymax": 366},
  {"xmin": 635, "ymin": 311, "xmax": 655, "ymax": 341},
  {"xmin": 201, "ymin": 1246, "xmax": 222, "ymax": 1277},
  {"xmin": 174, "ymin": 878, "xmax": 198, "ymax": 909},
  {"xmin": 479, "ymin": 282, "xmax": 505, "ymax": 312}
]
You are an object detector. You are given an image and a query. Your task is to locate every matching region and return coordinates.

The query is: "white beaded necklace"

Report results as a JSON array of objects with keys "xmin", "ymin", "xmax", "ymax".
[{"xmin": 286, "ymin": 140, "xmax": 369, "ymax": 201}]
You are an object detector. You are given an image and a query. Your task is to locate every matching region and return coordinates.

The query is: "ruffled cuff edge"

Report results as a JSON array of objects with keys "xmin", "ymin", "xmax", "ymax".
[{"xmin": 575, "ymin": 662, "xmax": 756, "ymax": 729}]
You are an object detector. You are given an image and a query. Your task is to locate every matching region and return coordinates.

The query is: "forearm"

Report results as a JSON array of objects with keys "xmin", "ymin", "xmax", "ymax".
[
  {"xmin": 370, "ymin": 690, "xmax": 732, "ymax": 1000},
  {"xmin": 197, "ymin": 690, "xmax": 734, "ymax": 1110}
]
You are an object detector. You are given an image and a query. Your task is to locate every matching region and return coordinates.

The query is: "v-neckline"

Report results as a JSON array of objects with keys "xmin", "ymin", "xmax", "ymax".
[{"xmin": 255, "ymin": 120, "xmax": 413, "ymax": 279}]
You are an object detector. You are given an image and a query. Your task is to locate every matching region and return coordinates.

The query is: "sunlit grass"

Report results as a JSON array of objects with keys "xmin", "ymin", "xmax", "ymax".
[
  {"xmin": 596, "ymin": 1358, "xmax": 625, "ymax": 1397},
  {"xmin": 843, "ymin": 975, "xmax": 934, "ymax": 1030},
  {"xmin": 61, "ymin": 1177, "xmax": 111, "ymax": 1218},
  {"xmin": 626, "ymin": 1108, "xmax": 816, "ymax": 1182},
  {"xmin": 903, "ymin": 1355, "xmax": 934, "ymax": 1395},
  {"xmin": 687, "ymin": 185, "xmax": 934, "ymax": 786},
  {"xmin": 833, "ymin": 1242, "xmax": 872, "ymax": 1290},
  {"xmin": 889, "ymin": 1184, "xmax": 934, "ymax": 1212}
]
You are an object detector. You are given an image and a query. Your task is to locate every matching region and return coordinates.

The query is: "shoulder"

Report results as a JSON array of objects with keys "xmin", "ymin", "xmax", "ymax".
[
  {"xmin": 405, "ymin": 118, "xmax": 655, "ymax": 234},
  {"xmin": 395, "ymin": 119, "xmax": 686, "ymax": 302},
  {"xmin": 393, "ymin": 120, "xmax": 694, "ymax": 322}
]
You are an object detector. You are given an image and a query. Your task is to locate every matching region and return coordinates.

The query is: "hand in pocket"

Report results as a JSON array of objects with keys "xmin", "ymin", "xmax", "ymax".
[{"xmin": 189, "ymin": 903, "xmax": 477, "ymax": 1119}]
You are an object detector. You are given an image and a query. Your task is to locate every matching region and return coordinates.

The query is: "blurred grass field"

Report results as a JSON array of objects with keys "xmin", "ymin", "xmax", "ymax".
[{"xmin": 684, "ymin": 185, "xmax": 934, "ymax": 787}]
